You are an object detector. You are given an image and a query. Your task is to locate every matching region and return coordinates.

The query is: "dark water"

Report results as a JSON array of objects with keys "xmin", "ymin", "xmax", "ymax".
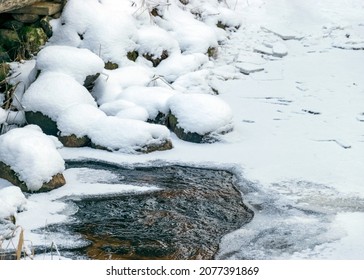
[{"xmin": 45, "ymin": 161, "xmax": 254, "ymax": 260}]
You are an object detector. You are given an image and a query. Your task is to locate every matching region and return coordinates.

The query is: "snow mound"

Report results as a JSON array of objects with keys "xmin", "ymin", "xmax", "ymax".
[
  {"xmin": 100, "ymin": 100, "xmax": 149, "ymax": 121},
  {"xmin": 57, "ymin": 104, "xmax": 106, "ymax": 138},
  {"xmin": 57, "ymin": 104, "xmax": 171, "ymax": 153},
  {"xmin": 0, "ymin": 186, "xmax": 27, "ymax": 219},
  {"xmin": 156, "ymin": 53, "xmax": 209, "ymax": 82},
  {"xmin": 49, "ymin": 0, "xmax": 137, "ymax": 65},
  {"xmin": 89, "ymin": 117, "xmax": 171, "ymax": 153},
  {"xmin": 0, "ymin": 108, "xmax": 7, "ymax": 124},
  {"xmin": 158, "ymin": 4, "xmax": 218, "ymax": 54},
  {"xmin": 118, "ymin": 86, "xmax": 176, "ymax": 120},
  {"xmin": 92, "ymin": 66, "xmax": 154, "ymax": 104},
  {"xmin": 168, "ymin": 93, "xmax": 233, "ymax": 135},
  {"xmin": 36, "ymin": 45, "xmax": 105, "ymax": 84},
  {"xmin": 137, "ymin": 25, "xmax": 179, "ymax": 58},
  {"xmin": 22, "ymin": 72, "xmax": 97, "ymax": 121},
  {"xmin": 0, "ymin": 125, "xmax": 65, "ymax": 191}
]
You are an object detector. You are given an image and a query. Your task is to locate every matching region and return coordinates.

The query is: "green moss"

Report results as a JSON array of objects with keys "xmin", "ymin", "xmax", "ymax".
[{"xmin": 19, "ymin": 26, "xmax": 48, "ymax": 55}]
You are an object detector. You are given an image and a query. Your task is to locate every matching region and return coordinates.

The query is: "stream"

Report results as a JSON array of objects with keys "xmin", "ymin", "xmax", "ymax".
[{"xmin": 41, "ymin": 161, "xmax": 254, "ymax": 260}]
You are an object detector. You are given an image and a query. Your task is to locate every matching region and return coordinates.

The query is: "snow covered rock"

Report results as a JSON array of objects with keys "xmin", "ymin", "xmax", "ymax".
[
  {"xmin": 36, "ymin": 45, "xmax": 105, "ymax": 87},
  {"xmin": 57, "ymin": 104, "xmax": 172, "ymax": 153},
  {"xmin": 22, "ymin": 72, "xmax": 97, "ymax": 135},
  {"xmin": 167, "ymin": 93, "xmax": 233, "ymax": 143},
  {"xmin": 0, "ymin": 125, "xmax": 66, "ymax": 192},
  {"xmin": 0, "ymin": 186, "xmax": 27, "ymax": 220},
  {"xmin": 99, "ymin": 100, "xmax": 149, "ymax": 122},
  {"xmin": 118, "ymin": 86, "xmax": 176, "ymax": 124}
]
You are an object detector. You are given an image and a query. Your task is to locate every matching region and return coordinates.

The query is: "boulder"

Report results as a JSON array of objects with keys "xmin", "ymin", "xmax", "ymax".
[
  {"xmin": 168, "ymin": 113, "xmax": 205, "ymax": 143},
  {"xmin": 0, "ymin": 161, "xmax": 65, "ymax": 193},
  {"xmin": 0, "ymin": 29, "xmax": 21, "ymax": 59},
  {"xmin": 167, "ymin": 94, "xmax": 234, "ymax": 143},
  {"xmin": 12, "ymin": 13, "xmax": 39, "ymax": 23},
  {"xmin": 58, "ymin": 134, "xmax": 91, "ymax": 148},
  {"xmin": 25, "ymin": 111, "xmax": 59, "ymax": 136},
  {"xmin": 40, "ymin": 16, "xmax": 53, "ymax": 37}
]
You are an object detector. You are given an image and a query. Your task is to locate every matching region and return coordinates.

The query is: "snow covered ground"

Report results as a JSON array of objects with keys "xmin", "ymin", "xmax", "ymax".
[{"xmin": 1, "ymin": 0, "xmax": 364, "ymax": 259}]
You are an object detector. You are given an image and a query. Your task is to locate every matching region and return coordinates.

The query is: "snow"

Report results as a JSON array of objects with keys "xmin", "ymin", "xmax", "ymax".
[
  {"xmin": 1, "ymin": 0, "xmax": 364, "ymax": 261},
  {"xmin": 0, "ymin": 125, "xmax": 65, "ymax": 191},
  {"xmin": 57, "ymin": 104, "xmax": 106, "ymax": 138},
  {"xmin": 92, "ymin": 66, "xmax": 154, "ymax": 104},
  {"xmin": 88, "ymin": 117, "xmax": 171, "ymax": 153},
  {"xmin": 22, "ymin": 72, "xmax": 97, "ymax": 121},
  {"xmin": 99, "ymin": 100, "xmax": 149, "ymax": 121},
  {"xmin": 36, "ymin": 45, "xmax": 105, "ymax": 84},
  {"xmin": 168, "ymin": 93, "xmax": 233, "ymax": 134},
  {"xmin": 156, "ymin": 53, "xmax": 210, "ymax": 82},
  {"xmin": 136, "ymin": 25, "xmax": 179, "ymax": 58},
  {"xmin": 0, "ymin": 108, "xmax": 7, "ymax": 124},
  {"xmin": 0, "ymin": 186, "xmax": 27, "ymax": 219},
  {"xmin": 49, "ymin": 0, "xmax": 138, "ymax": 66},
  {"xmin": 118, "ymin": 86, "xmax": 176, "ymax": 119}
]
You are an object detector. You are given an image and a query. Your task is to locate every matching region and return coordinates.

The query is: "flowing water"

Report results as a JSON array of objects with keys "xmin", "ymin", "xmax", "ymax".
[{"xmin": 43, "ymin": 161, "xmax": 253, "ymax": 260}]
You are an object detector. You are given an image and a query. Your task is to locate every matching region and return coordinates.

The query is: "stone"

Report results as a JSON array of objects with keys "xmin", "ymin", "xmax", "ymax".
[
  {"xmin": 40, "ymin": 16, "xmax": 53, "ymax": 37},
  {"xmin": 19, "ymin": 26, "xmax": 48, "ymax": 55},
  {"xmin": 104, "ymin": 61, "xmax": 118, "ymax": 70},
  {"xmin": 179, "ymin": 0, "xmax": 189, "ymax": 4},
  {"xmin": 207, "ymin": 46, "xmax": 218, "ymax": 58},
  {"xmin": 0, "ymin": 62, "xmax": 10, "ymax": 81},
  {"xmin": 12, "ymin": 13, "xmax": 39, "ymax": 23},
  {"xmin": 0, "ymin": 161, "xmax": 65, "ymax": 193},
  {"xmin": 58, "ymin": 134, "xmax": 91, "ymax": 148},
  {"xmin": 126, "ymin": 51, "xmax": 138, "ymax": 62},
  {"xmin": 168, "ymin": 113, "xmax": 205, "ymax": 143},
  {"xmin": 138, "ymin": 139, "xmax": 173, "ymax": 153},
  {"xmin": 142, "ymin": 50, "xmax": 168, "ymax": 67},
  {"xmin": 11, "ymin": 2, "xmax": 62, "ymax": 16},
  {"xmin": 0, "ymin": 0, "xmax": 44, "ymax": 14},
  {"xmin": 25, "ymin": 111, "xmax": 58, "ymax": 136},
  {"xmin": 83, "ymin": 73, "xmax": 100, "ymax": 91},
  {"xmin": 1, "ymin": 20, "xmax": 24, "ymax": 31},
  {"xmin": 0, "ymin": 29, "xmax": 21, "ymax": 58}
]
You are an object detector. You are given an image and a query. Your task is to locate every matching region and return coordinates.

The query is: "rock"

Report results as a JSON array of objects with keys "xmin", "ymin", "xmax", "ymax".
[
  {"xmin": 40, "ymin": 16, "xmax": 53, "ymax": 37},
  {"xmin": 11, "ymin": 2, "xmax": 63, "ymax": 16},
  {"xmin": 167, "ymin": 94, "xmax": 234, "ymax": 143},
  {"xmin": 207, "ymin": 46, "xmax": 218, "ymax": 58},
  {"xmin": 127, "ymin": 50, "xmax": 138, "ymax": 62},
  {"xmin": 83, "ymin": 73, "xmax": 100, "ymax": 91},
  {"xmin": 1, "ymin": 20, "xmax": 24, "ymax": 31},
  {"xmin": 0, "ymin": 0, "xmax": 43, "ymax": 14},
  {"xmin": 179, "ymin": 0, "xmax": 189, "ymax": 4},
  {"xmin": 18, "ymin": 26, "xmax": 48, "ymax": 55},
  {"xmin": 168, "ymin": 113, "xmax": 205, "ymax": 143},
  {"xmin": 105, "ymin": 61, "xmax": 118, "ymax": 70},
  {"xmin": 12, "ymin": 13, "xmax": 39, "ymax": 23},
  {"xmin": 25, "ymin": 111, "xmax": 59, "ymax": 136},
  {"xmin": 0, "ymin": 29, "xmax": 21, "ymax": 59},
  {"xmin": 142, "ymin": 50, "xmax": 168, "ymax": 67},
  {"xmin": 0, "ymin": 161, "xmax": 65, "ymax": 193},
  {"xmin": 58, "ymin": 134, "xmax": 91, "ymax": 148},
  {"xmin": 138, "ymin": 139, "xmax": 173, "ymax": 153},
  {"xmin": 0, "ymin": 63, "xmax": 10, "ymax": 81}
]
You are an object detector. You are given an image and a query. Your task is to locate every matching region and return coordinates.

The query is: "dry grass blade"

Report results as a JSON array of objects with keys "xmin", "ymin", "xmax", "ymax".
[{"xmin": 16, "ymin": 228, "xmax": 24, "ymax": 260}]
